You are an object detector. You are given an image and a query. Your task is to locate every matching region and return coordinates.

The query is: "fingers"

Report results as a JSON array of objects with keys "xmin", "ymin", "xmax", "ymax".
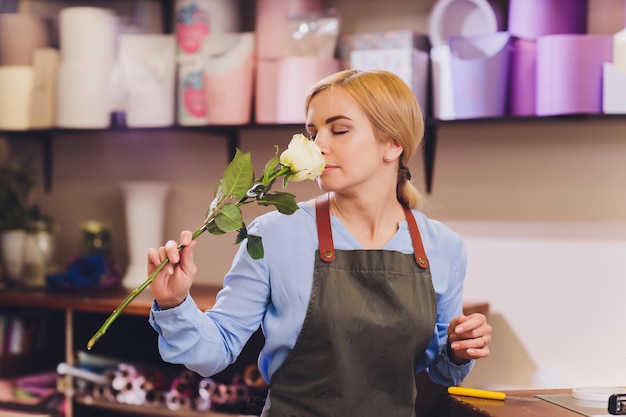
[
  {"xmin": 448, "ymin": 313, "xmax": 493, "ymax": 361},
  {"xmin": 147, "ymin": 231, "xmax": 196, "ymax": 277}
]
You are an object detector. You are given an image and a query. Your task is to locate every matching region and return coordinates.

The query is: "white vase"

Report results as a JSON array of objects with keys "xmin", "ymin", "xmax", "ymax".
[
  {"xmin": 0, "ymin": 229, "xmax": 27, "ymax": 284},
  {"xmin": 122, "ymin": 181, "xmax": 170, "ymax": 289},
  {"xmin": 22, "ymin": 231, "xmax": 55, "ymax": 288}
]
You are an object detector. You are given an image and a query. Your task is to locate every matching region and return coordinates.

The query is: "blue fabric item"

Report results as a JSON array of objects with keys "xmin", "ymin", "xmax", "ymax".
[
  {"xmin": 149, "ymin": 202, "xmax": 473, "ymax": 386},
  {"xmin": 46, "ymin": 254, "xmax": 120, "ymax": 289}
]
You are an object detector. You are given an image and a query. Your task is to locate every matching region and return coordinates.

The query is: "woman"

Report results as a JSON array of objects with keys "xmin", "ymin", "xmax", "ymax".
[{"xmin": 148, "ymin": 69, "xmax": 492, "ymax": 416}]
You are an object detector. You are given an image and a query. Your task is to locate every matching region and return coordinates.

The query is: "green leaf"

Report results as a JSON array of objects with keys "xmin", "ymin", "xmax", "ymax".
[
  {"xmin": 206, "ymin": 220, "xmax": 226, "ymax": 236},
  {"xmin": 246, "ymin": 234, "xmax": 264, "ymax": 259},
  {"xmin": 262, "ymin": 148, "xmax": 280, "ymax": 184},
  {"xmin": 235, "ymin": 226, "xmax": 247, "ymax": 244},
  {"xmin": 258, "ymin": 192, "xmax": 299, "ymax": 214},
  {"xmin": 222, "ymin": 150, "xmax": 254, "ymax": 200},
  {"xmin": 214, "ymin": 203, "xmax": 243, "ymax": 232}
]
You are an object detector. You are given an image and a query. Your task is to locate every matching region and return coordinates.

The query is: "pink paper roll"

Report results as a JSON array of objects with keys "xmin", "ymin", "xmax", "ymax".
[
  {"xmin": 508, "ymin": 0, "xmax": 587, "ymax": 40},
  {"xmin": 536, "ymin": 34, "xmax": 613, "ymax": 116},
  {"xmin": 508, "ymin": 37, "xmax": 537, "ymax": 116}
]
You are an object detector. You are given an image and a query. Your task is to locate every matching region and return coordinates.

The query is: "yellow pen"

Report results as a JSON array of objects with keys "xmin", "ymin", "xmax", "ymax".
[{"xmin": 448, "ymin": 386, "xmax": 507, "ymax": 401}]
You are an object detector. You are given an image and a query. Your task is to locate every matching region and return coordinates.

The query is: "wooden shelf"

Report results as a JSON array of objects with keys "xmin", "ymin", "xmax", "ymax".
[
  {"xmin": 0, "ymin": 284, "xmax": 220, "ymax": 315},
  {"xmin": 76, "ymin": 397, "xmax": 254, "ymax": 417}
]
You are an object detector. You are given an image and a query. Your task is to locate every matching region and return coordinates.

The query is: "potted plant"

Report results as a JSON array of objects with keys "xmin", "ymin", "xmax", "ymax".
[{"xmin": 0, "ymin": 157, "xmax": 39, "ymax": 284}]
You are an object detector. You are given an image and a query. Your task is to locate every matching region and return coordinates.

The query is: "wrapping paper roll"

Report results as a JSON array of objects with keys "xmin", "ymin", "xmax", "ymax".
[
  {"xmin": 119, "ymin": 34, "xmax": 176, "ymax": 127},
  {"xmin": 59, "ymin": 7, "xmax": 117, "ymax": 66},
  {"xmin": 449, "ymin": 32, "xmax": 510, "ymax": 119},
  {"xmin": 428, "ymin": 0, "xmax": 500, "ymax": 47},
  {"xmin": 175, "ymin": 0, "xmax": 240, "ymax": 55},
  {"xmin": 508, "ymin": 0, "xmax": 587, "ymax": 40},
  {"xmin": 0, "ymin": 66, "xmax": 34, "ymax": 130},
  {"xmin": 205, "ymin": 33, "xmax": 255, "ymax": 125},
  {"xmin": 536, "ymin": 34, "xmax": 613, "ymax": 116},
  {"xmin": 56, "ymin": 62, "xmax": 113, "ymax": 128},
  {"xmin": 255, "ymin": 0, "xmax": 324, "ymax": 58},
  {"xmin": 0, "ymin": 13, "xmax": 50, "ymax": 65},
  {"xmin": 30, "ymin": 47, "xmax": 59, "ymax": 128},
  {"xmin": 508, "ymin": 38, "xmax": 537, "ymax": 116}
]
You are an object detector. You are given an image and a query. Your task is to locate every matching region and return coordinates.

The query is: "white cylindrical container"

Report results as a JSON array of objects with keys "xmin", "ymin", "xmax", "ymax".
[
  {"xmin": 56, "ymin": 62, "xmax": 113, "ymax": 128},
  {"xmin": 59, "ymin": 7, "xmax": 117, "ymax": 67},
  {"xmin": 0, "ymin": 66, "xmax": 34, "ymax": 130},
  {"xmin": 121, "ymin": 182, "xmax": 170, "ymax": 289},
  {"xmin": 0, "ymin": 230, "xmax": 27, "ymax": 284}
]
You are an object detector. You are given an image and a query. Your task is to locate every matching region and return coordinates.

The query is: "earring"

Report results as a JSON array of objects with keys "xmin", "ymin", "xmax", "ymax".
[{"xmin": 385, "ymin": 154, "xmax": 392, "ymax": 161}]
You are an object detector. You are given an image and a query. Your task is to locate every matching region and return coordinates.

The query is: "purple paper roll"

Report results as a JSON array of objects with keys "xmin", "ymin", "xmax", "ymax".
[
  {"xmin": 508, "ymin": 37, "xmax": 537, "ymax": 116},
  {"xmin": 508, "ymin": 0, "xmax": 588, "ymax": 40},
  {"xmin": 536, "ymin": 34, "xmax": 613, "ymax": 116},
  {"xmin": 449, "ymin": 32, "xmax": 511, "ymax": 119}
]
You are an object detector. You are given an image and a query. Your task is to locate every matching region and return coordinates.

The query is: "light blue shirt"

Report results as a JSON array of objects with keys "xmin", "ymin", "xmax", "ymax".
[{"xmin": 149, "ymin": 202, "xmax": 473, "ymax": 386}]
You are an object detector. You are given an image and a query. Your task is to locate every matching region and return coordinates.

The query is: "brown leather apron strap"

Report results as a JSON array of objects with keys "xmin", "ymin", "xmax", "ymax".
[
  {"xmin": 402, "ymin": 206, "xmax": 429, "ymax": 269},
  {"xmin": 315, "ymin": 194, "xmax": 335, "ymax": 262}
]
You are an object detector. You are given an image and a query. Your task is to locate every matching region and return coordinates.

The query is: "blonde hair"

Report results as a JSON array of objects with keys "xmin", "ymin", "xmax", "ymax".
[{"xmin": 305, "ymin": 69, "xmax": 425, "ymax": 209}]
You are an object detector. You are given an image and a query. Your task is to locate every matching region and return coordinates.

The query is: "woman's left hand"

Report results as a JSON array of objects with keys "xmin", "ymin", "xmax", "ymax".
[{"xmin": 447, "ymin": 313, "xmax": 492, "ymax": 364}]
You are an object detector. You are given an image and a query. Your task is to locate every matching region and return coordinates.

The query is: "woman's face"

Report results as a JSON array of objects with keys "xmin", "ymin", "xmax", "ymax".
[{"xmin": 306, "ymin": 86, "xmax": 389, "ymax": 195}]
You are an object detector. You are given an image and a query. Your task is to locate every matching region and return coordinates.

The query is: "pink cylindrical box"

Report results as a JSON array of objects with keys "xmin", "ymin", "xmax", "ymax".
[
  {"xmin": 536, "ymin": 34, "xmax": 613, "ymax": 116},
  {"xmin": 508, "ymin": 0, "xmax": 587, "ymax": 40},
  {"xmin": 205, "ymin": 33, "xmax": 255, "ymax": 125}
]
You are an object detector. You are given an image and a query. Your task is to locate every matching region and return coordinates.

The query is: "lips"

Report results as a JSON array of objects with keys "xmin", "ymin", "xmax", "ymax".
[{"xmin": 322, "ymin": 164, "xmax": 337, "ymax": 174}]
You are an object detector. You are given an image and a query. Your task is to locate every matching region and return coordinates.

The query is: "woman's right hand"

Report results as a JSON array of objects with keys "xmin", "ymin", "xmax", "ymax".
[{"xmin": 148, "ymin": 230, "xmax": 197, "ymax": 309}]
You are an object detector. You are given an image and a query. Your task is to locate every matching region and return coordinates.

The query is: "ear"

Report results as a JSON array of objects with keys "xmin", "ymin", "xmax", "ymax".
[{"xmin": 385, "ymin": 139, "xmax": 404, "ymax": 160}]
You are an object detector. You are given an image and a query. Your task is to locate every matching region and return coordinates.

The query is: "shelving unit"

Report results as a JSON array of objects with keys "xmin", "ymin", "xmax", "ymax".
[
  {"xmin": 0, "ymin": 284, "xmax": 264, "ymax": 417},
  {"xmin": 4, "ymin": 112, "xmax": 624, "ymax": 196}
]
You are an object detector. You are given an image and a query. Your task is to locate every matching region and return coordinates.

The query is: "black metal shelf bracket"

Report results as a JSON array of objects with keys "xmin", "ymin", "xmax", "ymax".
[{"xmin": 423, "ymin": 120, "xmax": 437, "ymax": 195}]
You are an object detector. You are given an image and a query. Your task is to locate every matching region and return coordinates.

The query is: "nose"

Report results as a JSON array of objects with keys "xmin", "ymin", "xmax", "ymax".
[{"xmin": 313, "ymin": 131, "xmax": 329, "ymax": 153}]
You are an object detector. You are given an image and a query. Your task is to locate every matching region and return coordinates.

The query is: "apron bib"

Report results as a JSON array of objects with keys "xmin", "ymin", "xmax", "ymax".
[{"xmin": 265, "ymin": 195, "xmax": 437, "ymax": 417}]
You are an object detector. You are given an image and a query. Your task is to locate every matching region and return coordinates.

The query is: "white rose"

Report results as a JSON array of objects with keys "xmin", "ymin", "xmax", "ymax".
[{"xmin": 279, "ymin": 134, "xmax": 325, "ymax": 182}]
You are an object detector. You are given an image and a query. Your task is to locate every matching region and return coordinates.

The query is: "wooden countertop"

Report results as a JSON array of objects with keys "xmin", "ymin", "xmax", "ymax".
[{"xmin": 445, "ymin": 389, "xmax": 589, "ymax": 417}]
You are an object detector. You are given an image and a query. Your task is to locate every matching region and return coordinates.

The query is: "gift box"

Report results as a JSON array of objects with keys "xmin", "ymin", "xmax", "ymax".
[{"xmin": 347, "ymin": 31, "xmax": 430, "ymax": 113}]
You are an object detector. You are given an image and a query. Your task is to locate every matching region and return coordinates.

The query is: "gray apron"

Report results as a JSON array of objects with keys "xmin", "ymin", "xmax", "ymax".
[{"xmin": 264, "ymin": 194, "xmax": 437, "ymax": 417}]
